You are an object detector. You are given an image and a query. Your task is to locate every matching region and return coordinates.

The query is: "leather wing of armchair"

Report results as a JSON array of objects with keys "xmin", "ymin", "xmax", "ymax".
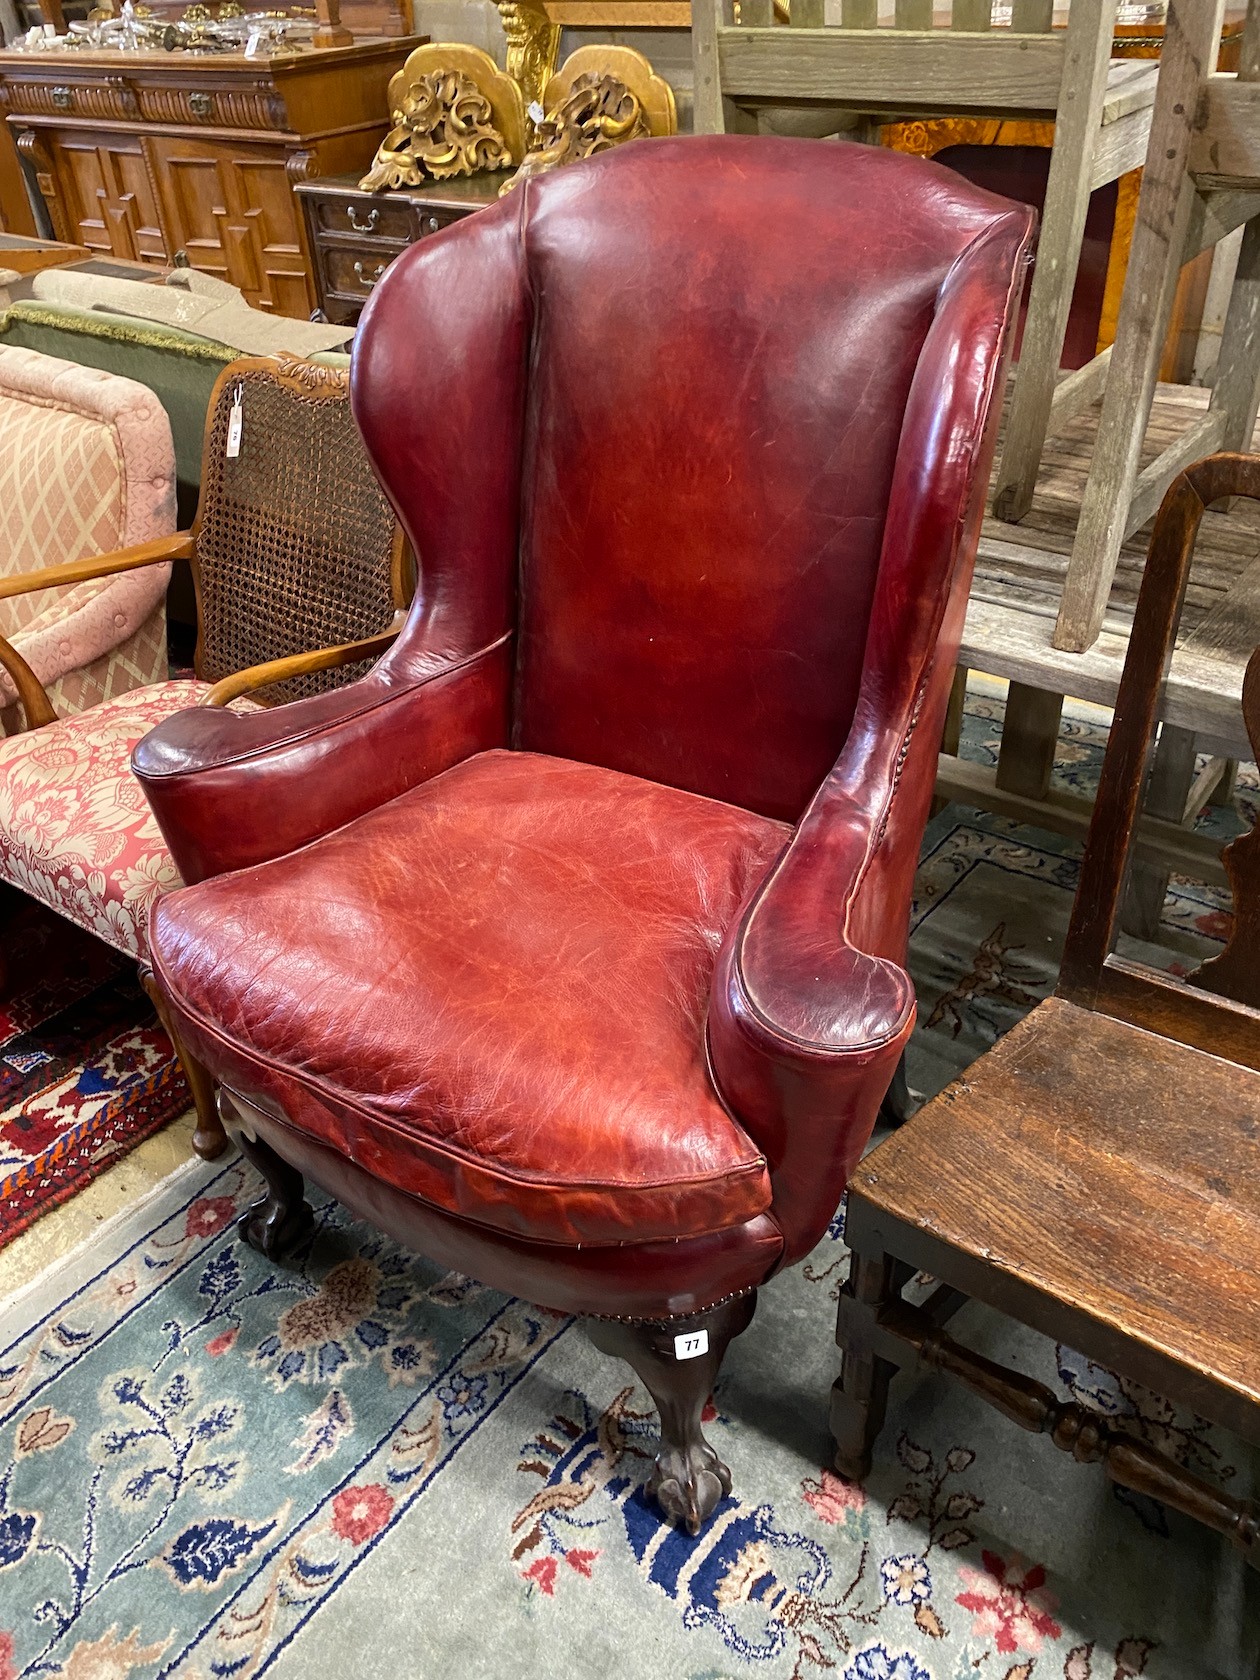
[{"xmin": 135, "ymin": 136, "xmax": 1032, "ymax": 1534}]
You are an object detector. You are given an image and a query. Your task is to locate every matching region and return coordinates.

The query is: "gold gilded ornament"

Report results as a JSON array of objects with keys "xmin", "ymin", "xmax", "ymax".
[
  {"xmin": 359, "ymin": 44, "xmax": 526, "ymax": 192},
  {"xmin": 500, "ymin": 47, "xmax": 675, "ymax": 195}
]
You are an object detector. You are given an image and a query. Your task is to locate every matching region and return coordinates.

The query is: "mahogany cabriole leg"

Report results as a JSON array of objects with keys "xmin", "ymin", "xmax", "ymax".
[
  {"xmin": 831, "ymin": 1248, "xmax": 907, "ymax": 1481},
  {"xmin": 218, "ymin": 1089, "xmax": 315, "ymax": 1259},
  {"xmin": 585, "ymin": 1291, "xmax": 757, "ymax": 1534},
  {"xmin": 139, "ymin": 967, "xmax": 228, "ymax": 1160}
]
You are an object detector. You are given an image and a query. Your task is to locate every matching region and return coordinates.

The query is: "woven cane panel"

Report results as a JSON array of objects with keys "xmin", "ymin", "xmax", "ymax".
[{"xmin": 197, "ymin": 369, "xmax": 398, "ymax": 703}]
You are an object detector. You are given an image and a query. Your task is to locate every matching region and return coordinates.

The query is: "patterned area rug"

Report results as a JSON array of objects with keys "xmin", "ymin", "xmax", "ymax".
[
  {"xmin": 0, "ymin": 697, "xmax": 1255, "ymax": 1679},
  {"xmin": 0, "ymin": 887, "xmax": 188, "ymax": 1250}
]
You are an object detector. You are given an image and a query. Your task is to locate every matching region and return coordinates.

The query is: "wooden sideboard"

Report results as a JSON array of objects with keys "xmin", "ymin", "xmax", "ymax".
[
  {"xmin": 0, "ymin": 37, "xmax": 424, "ymax": 318},
  {"xmin": 295, "ymin": 171, "xmax": 507, "ymax": 326}
]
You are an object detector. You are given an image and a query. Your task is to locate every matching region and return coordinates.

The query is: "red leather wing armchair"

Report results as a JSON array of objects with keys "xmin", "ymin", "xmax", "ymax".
[{"xmin": 134, "ymin": 137, "xmax": 1032, "ymax": 1533}]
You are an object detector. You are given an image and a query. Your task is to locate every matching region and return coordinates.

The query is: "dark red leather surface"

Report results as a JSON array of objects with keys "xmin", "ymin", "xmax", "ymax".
[
  {"xmin": 234, "ymin": 1101, "xmax": 786, "ymax": 1319},
  {"xmin": 139, "ymin": 136, "xmax": 1032, "ymax": 1308},
  {"xmin": 708, "ymin": 209, "xmax": 1033, "ymax": 1268},
  {"xmin": 153, "ymin": 750, "xmax": 789, "ymax": 1246}
]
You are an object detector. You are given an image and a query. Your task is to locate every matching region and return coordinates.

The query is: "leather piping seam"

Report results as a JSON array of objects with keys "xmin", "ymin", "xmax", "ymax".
[
  {"xmin": 137, "ymin": 631, "xmax": 514, "ymax": 776},
  {"xmin": 159, "ymin": 968, "xmax": 771, "ymax": 1200},
  {"xmin": 240, "ymin": 1090, "xmax": 775, "ymax": 1254},
  {"xmin": 586, "ymin": 1285, "xmax": 759, "ymax": 1324},
  {"xmin": 725, "ymin": 215, "xmax": 1026, "ymax": 1060}
]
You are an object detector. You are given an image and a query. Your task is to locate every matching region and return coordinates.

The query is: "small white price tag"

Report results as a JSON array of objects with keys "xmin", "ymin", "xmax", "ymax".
[
  {"xmin": 225, "ymin": 385, "xmax": 243, "ymax": 459},
  {"xmin": 527, "ymin": 99, "xmax": 546, "ymax": 126},
  {"xmin": 673, "ymin": 1329, "xmax": 709, "ymax": 1361},
  {"xmin": 244, "ymin": 29, "xmax": 262, "ymax": 57}
]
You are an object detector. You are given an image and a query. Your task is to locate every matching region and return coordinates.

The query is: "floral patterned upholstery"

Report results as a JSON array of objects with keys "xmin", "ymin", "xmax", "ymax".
[
  {"xmin": 0, "ymin": 346, "xmax": 177, "ymax": 718},
  {"xmin": 0, "ymin": 681, "xmax": 216, "ymax": 959}
]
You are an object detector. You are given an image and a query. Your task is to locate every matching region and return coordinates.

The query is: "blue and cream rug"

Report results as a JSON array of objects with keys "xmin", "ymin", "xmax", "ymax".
[{"xmin": 0, "ymin": 695, "xmax": 1255, "ymax": 1679}]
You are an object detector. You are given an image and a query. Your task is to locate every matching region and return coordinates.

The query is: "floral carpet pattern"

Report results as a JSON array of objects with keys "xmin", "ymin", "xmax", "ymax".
[
  {"xmin": 0, "ymin": 696, "xmax": 1255, "ymax": 1679},
  {"xmin": 0, "ymin": 888, "xmax": 187, "ymax": 1249}
]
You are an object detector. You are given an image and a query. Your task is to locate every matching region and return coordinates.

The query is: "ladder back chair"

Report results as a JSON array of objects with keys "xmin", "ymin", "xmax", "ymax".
[
  {"xmin": 0, "ymin": 353, "xmax": 410, "ymax": 1160},
  {"xmin": 692, "ymin": 0, "xmax": 1158, "ymax": 532},
  {"xmin": 834, "ymin": 450, "xmax": 1260, "ymax": 1566}
]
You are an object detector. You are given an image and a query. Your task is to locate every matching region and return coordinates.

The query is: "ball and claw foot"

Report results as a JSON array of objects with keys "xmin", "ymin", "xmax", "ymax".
[
  {"xmin": 585, "ymin": 1291, "xmax": 756, "ymax": 1535},
  {"xmin": 651, "ymin": 1437, "xmax": 733, "ymax": 1536},
  {"xmin": 237, "ymin": 1189, "xmax": 315, "ymax": 1260}
]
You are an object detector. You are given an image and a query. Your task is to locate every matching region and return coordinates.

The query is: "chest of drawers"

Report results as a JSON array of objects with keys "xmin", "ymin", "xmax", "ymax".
[
  {"xmin": 0, "ymin": 38, "xmax": 424, "ymax": 319},
  {"xmin": 295, "ymin": 171, "xmax": 508, "ymax": 326}
]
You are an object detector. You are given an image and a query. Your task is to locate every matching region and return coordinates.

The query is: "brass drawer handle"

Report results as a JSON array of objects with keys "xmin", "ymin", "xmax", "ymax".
[
  {"xmin": 51, "ymin": 86, "xmax": 73, "ymax": 111},
  {"xmin": 423, "ymin": 214, "xmax": 440, "ymax": 234},
  {"xmin": 346, "ymin": 203, "xmax": 379, "ymax": 234},
  {"xmin": 189, "ymin": 91, "xmax": 214, "ymax": 118},
  {"xmin": 353, "ymin": 259, "xmax": 386, "ymax": 289}
]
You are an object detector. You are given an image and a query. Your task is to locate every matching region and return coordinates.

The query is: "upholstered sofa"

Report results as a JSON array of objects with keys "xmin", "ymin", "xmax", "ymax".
[{"xmin": 0, "ymin": 344, "xmax": 175, "ymax": 724}]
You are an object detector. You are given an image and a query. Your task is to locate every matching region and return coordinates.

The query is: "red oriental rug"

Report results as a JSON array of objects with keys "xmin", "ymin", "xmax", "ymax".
[{"xmin": 0, "ymin": 884, "xmax": 189, "ymax": 1249}]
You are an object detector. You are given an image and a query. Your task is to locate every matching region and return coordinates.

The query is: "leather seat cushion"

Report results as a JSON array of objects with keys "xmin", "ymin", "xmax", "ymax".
[{"xmin": 152, "ymin": 749, "xmax": 791, "ymax": 1247}]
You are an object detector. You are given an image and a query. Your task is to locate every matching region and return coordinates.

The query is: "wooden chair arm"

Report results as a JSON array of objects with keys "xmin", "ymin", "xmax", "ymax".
[
  {"xmin": 0, "ymin": 532, "xmax": 194, "ymax": 603},
  {"xmin": 201, "ymin": 618, "xmax": 404, "ymax": 709},
  {"xmin": 0, "ymin": 629, "xmax": 57, "ymax": 731}
]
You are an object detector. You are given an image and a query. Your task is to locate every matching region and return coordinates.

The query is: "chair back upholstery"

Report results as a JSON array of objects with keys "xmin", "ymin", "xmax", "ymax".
[
  {"xmin": 0, "ymin": 344, "xmax": 175, "ymax": 714},
  {"xmin": 193, "ymin": 355, "xmax": 406, "ymax": 704},
  {"xmin": 352, "ymin": 137, "xmax": 1032, "ymax": 821}
]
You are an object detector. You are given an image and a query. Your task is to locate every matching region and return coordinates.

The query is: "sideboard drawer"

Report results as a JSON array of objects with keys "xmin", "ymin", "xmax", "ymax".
[
  {"xmin": 325, "ymin": 245, "xmax": 395, "ymax": 299},
  {"xmin": 314, "ymin": 195, "xmax": 415, "ymax": 245}
]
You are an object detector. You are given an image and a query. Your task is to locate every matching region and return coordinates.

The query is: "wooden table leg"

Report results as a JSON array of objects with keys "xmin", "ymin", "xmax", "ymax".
[
  {"xmin": 995, "ymin": 681, "xmax": 1064, "ymax": 800},
  {"xmin": 1122, "ymin": 722, "xmax": 1197, "ymax": 940}
]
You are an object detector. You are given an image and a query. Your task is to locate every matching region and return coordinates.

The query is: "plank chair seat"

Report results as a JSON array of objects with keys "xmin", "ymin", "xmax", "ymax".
[
  {"xmin": 835, "ymin": 451, "xmax": 1260, "ymax": 1565},
  {"xmin": 850, "ymin": 998, "xmax": 1260, "ymax": 1439}
]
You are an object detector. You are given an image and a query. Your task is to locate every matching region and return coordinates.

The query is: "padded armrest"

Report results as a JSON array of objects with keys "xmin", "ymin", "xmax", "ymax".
[{"xmin": 132, "ymin": 633, "xmax": 513, "ymax": 884}]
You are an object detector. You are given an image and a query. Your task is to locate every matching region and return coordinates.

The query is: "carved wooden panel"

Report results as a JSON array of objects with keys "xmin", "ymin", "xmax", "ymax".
[
  {"xmin": 48, "ymin": 131, "xmax": 164, "ymax": 263},
  {"xmin": 149, "ymin": 137, "xmax": 312, "ymax": 316}
]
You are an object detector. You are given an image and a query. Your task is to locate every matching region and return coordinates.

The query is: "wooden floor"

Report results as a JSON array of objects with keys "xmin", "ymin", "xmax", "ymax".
[{"xmin": 965, "ymin": 383, "xmax": 1260, "ymax": 756}]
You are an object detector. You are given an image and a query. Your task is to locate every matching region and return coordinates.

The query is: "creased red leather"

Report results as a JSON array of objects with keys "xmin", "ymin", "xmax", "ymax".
[
  {"xmin": 708, "ymin": 211, "xmax": 1034, "ymax": 1267},
  {"xmin": 139, "ymin": 136, "xmax": 1032, "ymax": 1309},
  {"xmin": 152, "ymin": 751, "xmax": 789, "ymax": 1246},
  {"xmin": 236, "ymin": 1102, "xmax": 786, "ymax": 1319}
]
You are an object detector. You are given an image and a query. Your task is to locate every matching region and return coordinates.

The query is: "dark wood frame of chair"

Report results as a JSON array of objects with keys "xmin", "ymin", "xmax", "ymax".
[{"xmin": 833, "ymin": 450, "xmax": 1260, "ymax": 1567}]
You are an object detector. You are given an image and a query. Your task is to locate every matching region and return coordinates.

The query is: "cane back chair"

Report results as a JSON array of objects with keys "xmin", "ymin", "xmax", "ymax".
[
  {"xmin": 836, "ymin": 451, "xmax": 1260, "ymax": 1566},
  {"xmin": 0, "ymin": 353, "xmax": 409, "ymax": 1160}
]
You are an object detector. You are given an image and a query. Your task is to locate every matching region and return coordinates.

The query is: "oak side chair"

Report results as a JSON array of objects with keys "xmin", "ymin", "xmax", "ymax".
[
  {"xmin": 0, "ymin": 354, "xmax": 409, "ymax": 1161},
  {"xmin": 835, "ymin": 451, "xmax": 1260, "ymax": 1566},
  {"xmin": 134, "ymin": 138, "xmax": 1033, "ymax": 1533}
]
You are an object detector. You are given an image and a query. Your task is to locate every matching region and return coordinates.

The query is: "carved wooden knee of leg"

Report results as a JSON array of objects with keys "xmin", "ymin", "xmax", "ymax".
[{"xmin": 585, "ymin": 1291, "xmax": 756, "ymax": 1535}]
